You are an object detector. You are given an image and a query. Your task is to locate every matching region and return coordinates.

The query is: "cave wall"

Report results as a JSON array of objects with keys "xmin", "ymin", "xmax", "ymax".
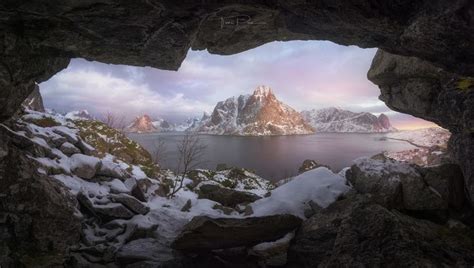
[
  {"xmin": 0, "ymin": 0, "xmax": 473, "ymax": 200},
  {"xmin": 368, "ymin": 50, "xmax": 474, "ymax": 204}
]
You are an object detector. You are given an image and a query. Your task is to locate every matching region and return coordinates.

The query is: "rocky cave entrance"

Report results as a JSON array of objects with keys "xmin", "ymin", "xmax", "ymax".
[{"xmin": 1, "ymin": 1, "xmax": 473, "ymax": 266}]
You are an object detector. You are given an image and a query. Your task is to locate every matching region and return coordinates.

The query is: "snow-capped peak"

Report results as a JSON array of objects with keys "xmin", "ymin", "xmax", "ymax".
[
  {"xmin": 126, "ymin": 114, "xmax": 158, "ymax": 133},
  {"xmin": 252, "ymin": 85, "xmax": 273, "ymax": 98},
  {"xmin": 65, "ymin": 110, "xmax": 93, "ymax": 120},
  {"xmin": 191, "ymin": 86, "xmax": 314, "ymax": 136},
  {"xmin": 301, "ymin": 107, "xmax": 397, "ymax": 133}
]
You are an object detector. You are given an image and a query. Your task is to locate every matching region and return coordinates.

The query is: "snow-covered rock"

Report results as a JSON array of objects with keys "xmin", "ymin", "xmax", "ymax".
[
  {"xmin": 69, "ymin": 154, "xmax": 102, "ymax": 179},
  {"xmin": 192, "ymin": 85, "xmax": 314, "ymax": 136},
  {"xmin": 301, "ymin": 107, "xmax": 397, "ymax": 133},
  {"xmin": 59, "ymin": 142, "xmax": 81, "ymax": 156},
  {"xmin": 251, "ymin": 167, "xmax": 350, "ymax": 218},
  {"xmin": 65, "ymin": 110, "xmax": 93, "ymax": 120}
]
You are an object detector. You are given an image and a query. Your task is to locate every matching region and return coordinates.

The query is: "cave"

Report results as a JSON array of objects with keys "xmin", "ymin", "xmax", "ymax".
[{"xmin": 0, "ymin": 1, "xmax": 473, "ymax": 267}]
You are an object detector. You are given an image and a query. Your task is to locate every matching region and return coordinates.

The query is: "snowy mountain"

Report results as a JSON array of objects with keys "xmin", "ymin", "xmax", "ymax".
[
  {"xmin": 65, "ymin": 110, "xmax": 93, "ymax": 120},
  {"xmin": 174, "ymin": 114, "xmax": 207, "ymax": 132},
  {"xmin": 301, "ymin": 107, "xmax": 397, "ymax": 133},
  {"xmin": 194, "ymin": 85, "xmax": 314, "ymax": 136},
  {"xmin": 126, "ymin": 114, "xmax": 182, "ymax": 133},
  {"xmin": 126, "ymin": 114, "xmax": 158, "ymax": 133}
]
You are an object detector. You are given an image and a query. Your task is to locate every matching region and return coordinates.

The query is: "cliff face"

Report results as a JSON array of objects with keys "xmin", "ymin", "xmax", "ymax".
[
  {"xmin": 126, "ymin": 115, "xmax": 158, "ymax": 133},
  {"xmin": 21, "ymin": 84, "xmax": 45, "ymax": 112},
  {"xmin": 197, "ymin": 86, "xmax": 314, "ymax": 136}
]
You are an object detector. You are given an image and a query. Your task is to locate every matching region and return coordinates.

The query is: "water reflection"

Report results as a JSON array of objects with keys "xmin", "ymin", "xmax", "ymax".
[{"xmin": 128, "ymin": 132, "xmax": 416, "ymax": 182}]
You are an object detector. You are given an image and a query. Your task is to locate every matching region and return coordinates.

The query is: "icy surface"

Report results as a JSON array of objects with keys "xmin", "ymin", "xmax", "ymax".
[{"xmin": 251, "ymin": 167, "xmax": 350, "ymax": 218}]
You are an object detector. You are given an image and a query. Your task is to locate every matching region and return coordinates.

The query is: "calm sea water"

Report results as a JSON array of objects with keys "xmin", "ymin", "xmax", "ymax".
[{"xmin": 127, "ymin": 132, "xmax": 416, "ymax": 182}]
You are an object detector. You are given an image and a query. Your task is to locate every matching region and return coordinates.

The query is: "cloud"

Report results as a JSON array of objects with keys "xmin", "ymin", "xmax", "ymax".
[
  {"xmin": 41, "ymin": 68, "xmax": 212, "ymax": 121},
  {"xmin": 40, "ymin": 40, "xmax": 436, "ymax": 128}
]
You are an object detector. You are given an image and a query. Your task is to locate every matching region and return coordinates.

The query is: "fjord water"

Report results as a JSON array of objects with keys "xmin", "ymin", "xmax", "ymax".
[{"xmin": 128, "ymin": 132, "xmax": 416, "ymax": 182}]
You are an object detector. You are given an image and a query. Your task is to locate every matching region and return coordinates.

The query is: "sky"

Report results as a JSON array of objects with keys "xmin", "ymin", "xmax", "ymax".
[{"xmin": 40, "ymin": 40, "xmax": 436, "ymax": 130}]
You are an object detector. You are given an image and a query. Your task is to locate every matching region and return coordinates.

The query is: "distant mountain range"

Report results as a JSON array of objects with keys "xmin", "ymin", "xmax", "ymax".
[
  {"xmin": 301, "ymin": 107, "xmax": 397, "ymax": 133},
  {"xmin": 125, "ymin": 114, "xmax": 199, "ymax": 133},
  {"xmin": 69, "ymin": 86, "xmax": 397, "ymax": 135},
  {"xmin": 189, "ymin": 85, "xmax": 314, "ymax": 136}
]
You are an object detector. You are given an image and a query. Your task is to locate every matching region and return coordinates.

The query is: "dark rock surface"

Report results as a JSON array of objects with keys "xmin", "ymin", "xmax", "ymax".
[
  {"xmin": 287, "ymin": 195, "xmax": 474, "ymax": 267},
  {"xmin": 0, "ymin": 127, "xmax": 81, "ymax": 267},
  {"xmin": 298, "ymin": 159, "xmax": 331, "ymax": 174},
  {"xmin": 109, "ymin": 193, "xmax": 150, "ymax": 215},
  {"xmin": 171, "ymin": 215, "xmax": 302, "ymax": 251},
  {"xmin": 347, "ymin": 155, "xmax": 467, "ymax": 217},
  {"xmin": 368, "ymin": 50, "xmax": 474, "ymax": 205},
  {"xmin": 198, "ymin": 184, "xmax": 262, "ymax": 208},
  {"xmin": 21, "ymin": 84, "xmax": 45, "ymax": 112},
  {"xmin": 0, "ymin": 1, "xmax": 473, "ymax": 122}
]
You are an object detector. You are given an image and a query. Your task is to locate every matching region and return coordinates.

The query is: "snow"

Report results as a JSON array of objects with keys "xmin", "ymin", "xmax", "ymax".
[
  {"xmin": 105, "ymin": 179, "xmax": 130, "ymax": 193},
  {"xmin": 131, "ymin": 165, "xmax": 148, "ymax": 180},
  {"xmin": 53, "ymin": 174, "xmax": 110, "ymax": 196},
  {"xmin": 190, "ymin": 86, "xmax": 313, "ymax": 136},
  {"xmin": 386, "ymin": 127, "xmax": 450, "ymax": 147},
  {"xmin": 52, "ymin": 126, "xmax": 79, "ymax": 143},
  {"xmin": 65, "ymin": 110, "xmax": 92, "ymax": 120},
  {"xmin": 250, "ymin": 167, "xmax": 350, "ymax": 218},
  {"xmin": 251, "ymin": 231, "xmax": 295, "ymax": 252},
  {"xmin": 353, "ymin": 156, "xmax": 418, "ymax": 177},
  {"xmin": 301, "ymin": 107, "xmax": 397, "ymax": 133},
  {"xmin": 69, "ymin": 154, "xmax": 101, "ymax": 169}
]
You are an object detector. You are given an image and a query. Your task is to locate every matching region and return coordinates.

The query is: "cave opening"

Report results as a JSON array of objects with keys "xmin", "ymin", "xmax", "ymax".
[
  {"xmin": 35, "ymin": 40, "xmax": 442, "ymax": 181},
  {"xmin": 1, "ymin": 1, "xmax": 473, "ymax": 266}
]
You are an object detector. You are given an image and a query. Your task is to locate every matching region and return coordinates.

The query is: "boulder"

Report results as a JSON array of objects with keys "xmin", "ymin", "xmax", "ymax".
[
  {"xmin": 69, "ymin": 154, "xmax": 101, "ymax": 179},
  {"xmin": 0, "ymin": 134, "xmax": 81, "ymax": 266},
  {"xmin": 131, "ymin": 179, "xmax": 150, "ymax": 202},
  {"xmin": 97, "ymin": 159, "xmax": 128, "ymax": 179},
  {"xmin": 422, "ymin": 163, "xmax": 466, "ymax": 210},
  {"xmin": 347, "ymin": 156, "xmax": 406, "ymax": 208},
  {"xmin": 287, "ymin": 195, "xmax": 474, "ymax": 267},
  {"xmin": 171, "ymin": 215, "xmax": 302, "ymax": 251},
  {"xmin": 212, "ymin": 204, "xmax": 235, "ymax": 215},
  {"xmin": 116, "ymin": 238, "xmax": 174, "ymax": 266},
  {"xmin": 348, "ymin": 156, "xmax": 466, "ymax": 215},
  {"xmin": 77, "ymin": 139, "xmax": 97, "ymax": 155},
  {"xmin": 59, "ymin": 142, "xmax": 81, "ymax": 156},
  {"xmin": 109, "ymin": 193, "xmax": 149, "ymax": 215},
  {"xmin": 298, "ymin": 160, "xmax": 331, "ymax": 174},
  {"xmin": 77, "ymin": 192, "xmax": 135, "ymax": 222},
  {"xmin": 181, "ymin": 199, "xmax": 192, "ymax": 212},
  {"xmin": 198, "ymin": 184, "xmax": 261, "ymax": 208},
  {"xmin": 249, "ymin": 232, "xmax": 295, "ymax": 267}
]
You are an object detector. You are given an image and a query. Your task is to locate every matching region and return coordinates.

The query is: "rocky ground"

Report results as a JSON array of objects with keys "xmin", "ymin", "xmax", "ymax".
[{"xmin": 1, "ymin": 109, "xmax": 473, "ymax": 267}]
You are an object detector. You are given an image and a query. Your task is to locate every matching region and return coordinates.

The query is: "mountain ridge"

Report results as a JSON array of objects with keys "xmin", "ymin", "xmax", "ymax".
[
  {"xmin": 301, "ymin": 107, "xmax": 397, "ymax": 133},
  {"xmin": 192, "ymin": 85, "xmax": 314, "ymax": 136}
]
